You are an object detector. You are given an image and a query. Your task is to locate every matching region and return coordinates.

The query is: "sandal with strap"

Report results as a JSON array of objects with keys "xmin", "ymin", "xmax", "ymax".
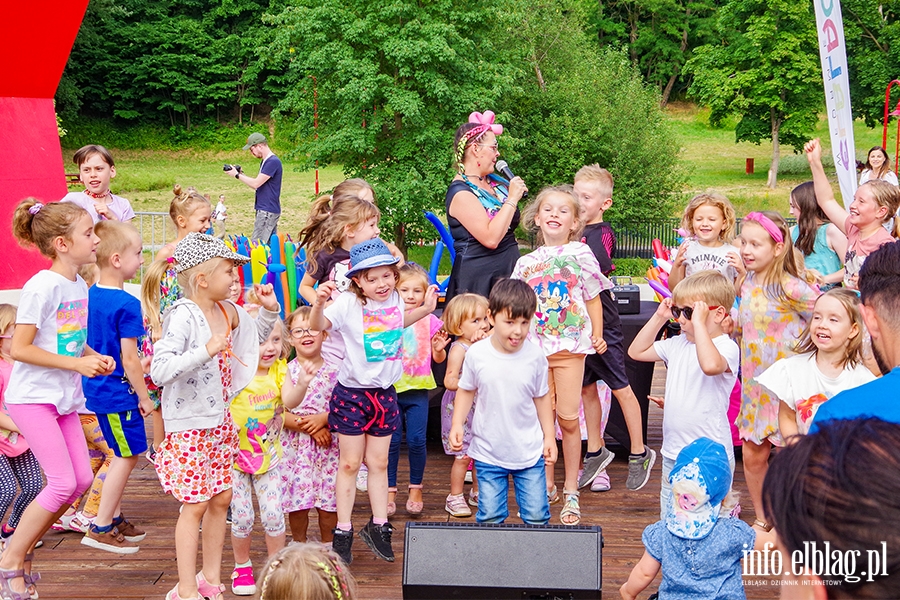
[
  {"xmin": 22, "ymin": 554, "xmax": 39, "ymax": 600},
  {"xmin": 196, "ymin": 572, "xmax": 226, "ymax": 600},
  {"xmin": 387, "ymin": 487, "xmax": 398, "ymax": 517},
  {"xmin": 165, "ymin": 585, "xmax": 202, "ymax": 600},
  {"xmin": 547, "ymin": 484, "xmax": 560, "ymax": 505},
  {"xmin": 0, "ymin": 567, "xmax": 31, "ymax": 600},
  {"xmin": 406, "ymin": 484, "xmax": 424, "ymax": 515},
  {"xmin": 560, "ymin": 490, "xmax": 581, "ymax": 526}
]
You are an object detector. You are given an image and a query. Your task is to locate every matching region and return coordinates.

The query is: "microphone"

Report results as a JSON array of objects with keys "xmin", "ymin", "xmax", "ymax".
[{"xmin": 495, "ymin": 160, "xmax": 527, "ymax": 198}]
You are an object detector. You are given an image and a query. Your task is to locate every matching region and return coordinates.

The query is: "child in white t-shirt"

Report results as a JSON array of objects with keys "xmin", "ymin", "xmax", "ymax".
[
  {"xmin": 628, "ymin": 271, "xmax": 739, "ymax": 518},
  {"xmin": 449, "ymin": 279, "xmax": 556, "ymax": 525},
  {"xmin": 757, "ymin": 289, "xmax": 875, "ymax": 438}
]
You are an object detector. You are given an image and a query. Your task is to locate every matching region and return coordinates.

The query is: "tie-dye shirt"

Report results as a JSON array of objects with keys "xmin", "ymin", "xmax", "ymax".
[
  {"xmin": 396, "ymin": 314, "xmax": 443, "ymax": 393},
  {"xmin": 512, "ymin": 242, "xmax": 612, "ymax": 356},
  {"xmin": 324, "ymin": 290, "xmax": 405, "ymax": 389}
]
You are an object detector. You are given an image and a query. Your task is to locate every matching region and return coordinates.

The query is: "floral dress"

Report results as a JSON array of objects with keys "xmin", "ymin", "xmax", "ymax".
[
  {"xmin": 734, "ymin": 272, "xmax": 818, "ymax": 444},
  {"xmin": 441, "ymin": 341, "xmax": 475, "ymax": 456},
  {"xmin": 280, "ymin": 358, "xmax": 340, "ymax": 513}
]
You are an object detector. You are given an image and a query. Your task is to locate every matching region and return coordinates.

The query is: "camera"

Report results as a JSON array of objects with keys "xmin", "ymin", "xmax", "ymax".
[{"xmin": 223, "ymin": 164, "xmax": 243, "ymax": 173}]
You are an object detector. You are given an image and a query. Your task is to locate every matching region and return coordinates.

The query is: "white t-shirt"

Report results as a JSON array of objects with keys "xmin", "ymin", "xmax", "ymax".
[
  {"xmin": 512, "ymin": 242, "xmax": 611, "ymax": 356},
  {"xmin": 757, "ymin": 353, "xmax": 875, "ymax": 435},
  {"xmin": 679, "ymin": 240, "xmax": 739, "ymax": 283},
  {"xmin": 324, "ymin": 290, "xmax": 404, "ymax": 389},
  {"xmin": 458, "ymin": 338, "xmax": 550, "ymax": 470},
  {"xmin": 7, "ymin": 270, "xmax": 89, "ymax": 414},
  {"xmin": 653, "ymin": 333, "xmax": 739, "ymax": 461}
]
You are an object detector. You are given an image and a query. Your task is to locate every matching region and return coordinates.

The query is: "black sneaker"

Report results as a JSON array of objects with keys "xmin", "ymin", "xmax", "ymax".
[
  {"xmin": 359, "ymin": 518, "xmax": 394, "ymax": 562},
  {"xmin": 332, "ymin": 527, "xmax": 353, "ymax": 565},
  {"xmin": 226, "ymin": 505, "xmax": 233, "ymax": 524}
]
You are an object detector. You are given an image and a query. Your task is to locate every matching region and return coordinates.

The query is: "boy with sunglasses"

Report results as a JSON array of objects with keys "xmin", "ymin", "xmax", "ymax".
[{"xmin": 628, "ymin": 270, "xmax": 739, "ymax": 518}]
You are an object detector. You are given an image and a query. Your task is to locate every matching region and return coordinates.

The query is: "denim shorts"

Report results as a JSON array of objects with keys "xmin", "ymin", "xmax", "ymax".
[{"xmin": 328, "ymin": 383, "xmax": 400, "ymax": 437}]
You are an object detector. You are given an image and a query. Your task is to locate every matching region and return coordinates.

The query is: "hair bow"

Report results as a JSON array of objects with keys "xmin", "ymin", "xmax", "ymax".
[{"xmin": 468, "ymin": 111, "xmax": 503, "ymax": 136}]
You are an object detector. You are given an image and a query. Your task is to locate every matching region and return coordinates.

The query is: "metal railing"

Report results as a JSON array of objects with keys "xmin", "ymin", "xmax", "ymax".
[{"xmin": 134, "ymin": 211, "xmax": 172, "ymax": 279}]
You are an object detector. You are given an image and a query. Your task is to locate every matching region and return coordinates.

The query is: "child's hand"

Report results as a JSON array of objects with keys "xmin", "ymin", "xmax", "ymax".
[
  {"xmin": 472, "ymin": 328, "xmax": 489, "ymax": 343},
  {"xmin": 140, "ymin": 355, "xmax": 152, "ymax": 374},
  {"xmin": 648, "ymin": 395, "xmax": 665, "ymax": 409},
  {"xmin": 94, "ymin": 201, "xmax": 113, "ymax": 220},
  {"xmin": 590, "ymin": 334, "xmax": 607, "ymax": 355},
  {"xmin": 312, "ymin": 428, "xmax": 333, "ymax": 447},
  {"xmin": 206, "ymin": 334, "xmax": 229, "ymax": 357},
  {"xmin": 99, "ymin": 355, "xmax": 116, "ymax": 375},
  {"xmin": 254, "ymin": 283, "xmax": 280, "ymax": 312},
  {"xmin": 423, "ymin": 285, "xmax": 438, "ymax": 313},
  {"xmin": 727, "ymin": 251, "xmax": 746, "ymax": 278},
  {"xmin": 543, "ymin": 436, "xmax": 558, "ymax": 465},
  {"xmin": 315, "ymin": 282, "xmax": 337, "ymax": 306},
  {"xmin": 294, "ymin": 359, "xmax": 318, "ymax": 389},
  {"xmin": 804, "ymin": 138, "xmax": 822, "ymax": 164},
  {"xmin": 672, "ymin": 240, "xmax": 690, "ymax": 269},
  {"xmin": 448, "ymin": 425, "xmax": 464, "ymax": 452},
  {"xmin": 139, "ymin": 397, "xmax": 155, "ymax": 418},
  {"xmin": 654, "ymin": 297, "xmax": 674, "ymax": 320},
  {"xmin": 690, "ymin": 300, "xmax": 709, "ymax": 324},
  {"xmin": 848, "ymin": 273, "xmax": 859, "ymax": 290},
  {"xmin": 432, "ymin": 330, "xmax": 451, "ymax": 354},
  {"xmin": 300, "ymin": 412, "xmax": 328, "ymax": 435},
  {"xmin": 76, "ymin": 355, "xmax": 115, "ymax": 378},
  {"xmin": 721, "ymin": 314, "xmax": 735, "ymax": 335}
]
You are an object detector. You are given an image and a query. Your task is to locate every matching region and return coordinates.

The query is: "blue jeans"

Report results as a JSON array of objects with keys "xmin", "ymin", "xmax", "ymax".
[
  {"xmin": 388, "ymin": 389, "xmax": 429, "ymax": 487},
  {"xmin": 474, "ymin": 457, "xmax": 550, "ymax": 524}
]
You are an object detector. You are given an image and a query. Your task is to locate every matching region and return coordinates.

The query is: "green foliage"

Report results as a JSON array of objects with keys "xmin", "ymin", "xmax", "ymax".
[
  {"xmin": 264, "ymin": 0, "xmax": 517, "ymax": 254},
  {"xmin": 611, "ymin": 257, "xmax": 653, "ymax": 277},
  {"xmin": 842, "ymin": 1, "xmax": 900, "ymax": 129},
  {"xmin": 61, "ymin": 117, "xmax": 265, "ymax": 151},
  {"xmin": 583, "ymin": 0, "xmax": 718, "ymax": 105},
  {"xmin": 501, "ymin": 40, "xmax": 686, "ymax": 222},
  {"xmin": 686, "ymin": 0, "xmax": 822, "ymax": 187}
]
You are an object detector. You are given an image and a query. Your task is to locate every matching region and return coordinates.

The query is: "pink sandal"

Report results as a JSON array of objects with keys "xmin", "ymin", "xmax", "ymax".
[
  {"xmin": 387, "ymin": 487, "xmax": 398, "ymax": 517},
  {"xmin": 406, "ymin": 484, "xmax": 424, "ymax": 515},
  {"xmin": 196, "ymin": 572, "xmax": 226, "ymax": 600}
]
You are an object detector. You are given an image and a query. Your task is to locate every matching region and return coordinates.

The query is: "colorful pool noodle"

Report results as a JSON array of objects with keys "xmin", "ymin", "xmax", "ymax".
[
  {"xmin": 285, "ymin": 240, "xmax": 298, "ymax": 312},
  {"xmin": 648, "ymin": 279, "xmax": 672, "ymax": 299},
  {"xmin": 236, "ymin": 237, "xmax": 252, "ymax": 288},
  {"xmin": 652, "ymin": 238, "xmax": 669, "ymax": 262},
  {"xmin": 250, "ymin": 244, "xmax": 268, "ymax": 285},
  {"xmin": 268, "ymin": 233, "xmax": 287, "ymax": 319}
]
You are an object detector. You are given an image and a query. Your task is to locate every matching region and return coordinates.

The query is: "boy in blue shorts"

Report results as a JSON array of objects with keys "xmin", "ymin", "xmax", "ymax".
[
  {"xmin": 574, "ymin": 165, "xmax": 655, "ymax": 492},
  {"xmin": 80, "ymin": 221, "xmax": 153, "ymax": 554},
  {"xmin": 449, "ymin": 279, "xmax": 556, "ymax": 524}
]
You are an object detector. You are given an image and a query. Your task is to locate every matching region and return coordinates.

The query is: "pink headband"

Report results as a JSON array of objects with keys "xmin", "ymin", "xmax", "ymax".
[{"xmin": 744, "ymin": 212, "xmax": 783, "ymax": 244}]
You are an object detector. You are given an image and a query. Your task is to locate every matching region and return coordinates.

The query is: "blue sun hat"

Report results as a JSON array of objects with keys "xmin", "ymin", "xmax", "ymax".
[
  {"xmin": 665, "ymin": 437, "xmax": 732, "ymax": 540},
  {"xmin": 345, "ymin": 238, "xmax": 400, "ymax": 278}
]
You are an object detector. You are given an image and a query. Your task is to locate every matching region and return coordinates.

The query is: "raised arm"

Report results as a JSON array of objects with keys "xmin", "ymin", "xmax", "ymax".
[
  {"xmin": 448, "ymin": 179, "xmax": 525, "ymax": 249},
  {"xmin": 690, "ymin": 302, "xmax": 730, "ymax": 376},
  {"xmin": 309, "ymin": 282, "xmax": 336, "ymax": 332},
  {"xmin": 627, "ymin": 300, "xmax": 671, "ymax": 363},
  {"xmin": 805, "ymin": 139, "xmax": 850, "ymax": 234}
]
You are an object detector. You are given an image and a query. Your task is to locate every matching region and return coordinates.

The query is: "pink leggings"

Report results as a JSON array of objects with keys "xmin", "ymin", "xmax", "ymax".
[{"xmin": 6, "ymin": 404, "xmax": 92, "ymax": 512}]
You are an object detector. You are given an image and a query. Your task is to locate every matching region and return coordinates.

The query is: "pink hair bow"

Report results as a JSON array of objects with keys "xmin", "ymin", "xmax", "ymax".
[{"xmin": 468, "ymin": 111, "xmax": 503, "ymax": 136}]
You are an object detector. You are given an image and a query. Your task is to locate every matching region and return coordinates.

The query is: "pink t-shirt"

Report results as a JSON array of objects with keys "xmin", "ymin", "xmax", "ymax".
[
  {"xmin": 0, "ymin": 361, "xmax": 29, "ymax": 457},
  {"xmin": 843, "ymin": 216, "xmax": 894, "ymax": 287},
  {"xmin": 61, "ymin": 191, "xmax": 135, "ymax": 223}
]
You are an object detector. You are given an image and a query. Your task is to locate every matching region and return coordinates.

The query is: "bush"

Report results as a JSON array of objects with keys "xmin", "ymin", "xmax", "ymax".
[
  {"xmin": 612, "ymin": 258, "xmax": 653, "ymax": 277},
  {"xmin": 62, "ymin": 118, "xmax": 272, "ymax": 152},
  {"xmin": 777, "ymin": 152, "xmax": 834, "ymax": 175}
]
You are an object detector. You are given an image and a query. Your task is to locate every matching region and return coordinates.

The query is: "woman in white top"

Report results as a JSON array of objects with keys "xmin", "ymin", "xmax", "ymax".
[{"xmin": 859, "ymin": 146, "xmax": 899, "ymax": 186}]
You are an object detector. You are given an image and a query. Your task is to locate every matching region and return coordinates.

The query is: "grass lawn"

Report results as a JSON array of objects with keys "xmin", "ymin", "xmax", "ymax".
[{"xmin": 66, "ymin": 104, "xmax": 886, "ymax": 275}]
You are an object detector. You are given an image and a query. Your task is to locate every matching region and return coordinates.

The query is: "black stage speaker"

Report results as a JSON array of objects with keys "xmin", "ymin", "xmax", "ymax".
[{"xmin": 403, "ymin": 521, "xmax": 603, "ymax": 599}]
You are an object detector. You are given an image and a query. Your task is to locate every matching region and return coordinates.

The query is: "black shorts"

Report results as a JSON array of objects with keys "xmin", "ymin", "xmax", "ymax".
[
  {"xmin": 328, "ymin": 383, "xmax": 401, "ymax": 437},
  {"xmin": 582, "ymin": 290, "xmax": 630, "ymax": 390}
]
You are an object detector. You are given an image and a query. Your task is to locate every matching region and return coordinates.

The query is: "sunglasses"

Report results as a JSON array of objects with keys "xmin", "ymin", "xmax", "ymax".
[
  {"xmin": 671, "ymin": 305, "xmax": 721, "ymax": 320},
  {"xmin": 289, "ymin": 327, "xmax": 320, "ymax": 339}
]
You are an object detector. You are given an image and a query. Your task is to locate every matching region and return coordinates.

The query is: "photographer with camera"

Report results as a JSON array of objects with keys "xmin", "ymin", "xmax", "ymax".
[{"xmin": 224, "ymin": 132, "xmax": 283, "ymax": 242}]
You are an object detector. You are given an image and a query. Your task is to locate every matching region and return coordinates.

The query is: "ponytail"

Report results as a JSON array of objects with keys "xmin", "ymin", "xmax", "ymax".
[{"xmin": 13, "ymin": 198, "xmax": 88, "ymax": 259}]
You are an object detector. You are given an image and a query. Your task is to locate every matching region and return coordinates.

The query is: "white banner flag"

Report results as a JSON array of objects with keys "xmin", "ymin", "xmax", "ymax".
[{"xmin": 814, "ymin": 0, "xmax": 857, "ymax": 208}]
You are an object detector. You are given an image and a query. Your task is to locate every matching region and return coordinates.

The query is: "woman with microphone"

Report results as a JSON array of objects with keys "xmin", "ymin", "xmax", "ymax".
[{"xmin": 444, "ymin": 111, "xmax": 528, "ymax": 301}]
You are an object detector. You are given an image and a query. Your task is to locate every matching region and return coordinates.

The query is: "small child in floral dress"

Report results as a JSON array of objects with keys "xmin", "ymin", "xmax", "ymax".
[{"xmin": 281, "ymin": 306, "xmax": 340, "ymax": 546}]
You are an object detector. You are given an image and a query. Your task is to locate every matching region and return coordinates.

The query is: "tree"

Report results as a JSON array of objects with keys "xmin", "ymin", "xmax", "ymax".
[
  {"xmin": 686, "ymin": 0, "xmax": 821, "ymax": 187},
  {"xmin": 497, "ymin": 1, "xmax": 686, "ymax": 222},
  {"xmin": 841, "ymin": 1, "xmax": 900, "ymax": 129},
  {"xmin": 583, "ymin": 0, "xmax": 718, "ymax": 107},
  {"xmin": 263, "ymin": 0, "xmax": 516, "ymax": 255}
]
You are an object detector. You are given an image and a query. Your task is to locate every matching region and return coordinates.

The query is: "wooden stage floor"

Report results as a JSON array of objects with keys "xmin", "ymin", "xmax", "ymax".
[{"xmin": 28, "ymin": 366, "xmax": 780, "ymax": 599}]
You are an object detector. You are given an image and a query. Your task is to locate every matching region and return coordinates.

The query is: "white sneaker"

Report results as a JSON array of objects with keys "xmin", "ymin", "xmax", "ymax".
[{"xmin": 356, "ymin": 466, "xmax": 368, "ymax": 492}]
